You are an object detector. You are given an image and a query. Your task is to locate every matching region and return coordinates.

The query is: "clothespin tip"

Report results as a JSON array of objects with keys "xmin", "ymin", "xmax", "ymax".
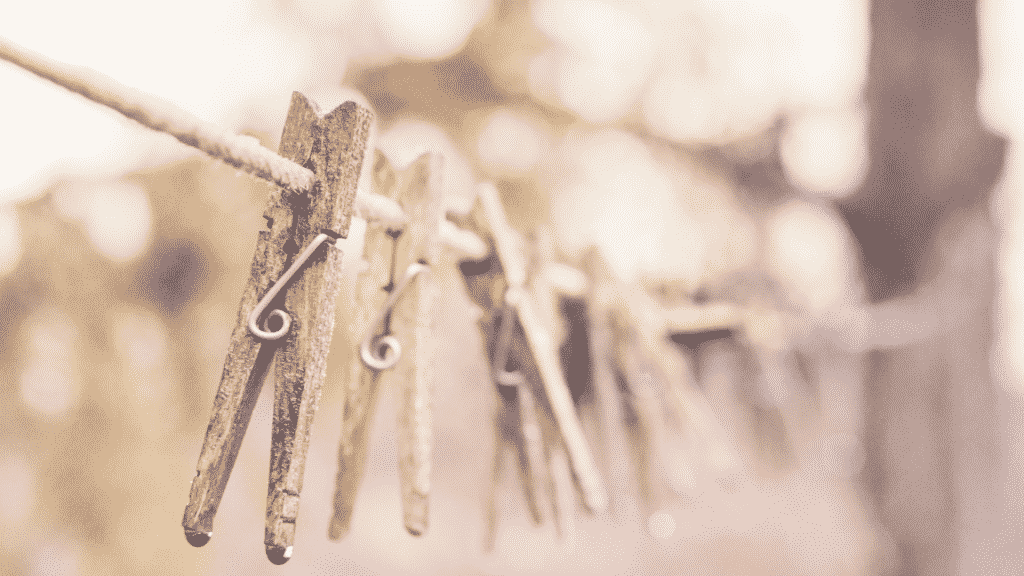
[
  {"xmin": 327, "ymin": 517, "xmax": 351, "ymax": 541},
  {"xmin": 184, "ymin": 529, "xmax": 211, "ymax": 548},
  {"xmin": 266, "ymin": 545, "xmax": 293, "ymax": 565},
  {"xmin": 587, "ymin": 490, "xmax": 610, "ymax": 515}
]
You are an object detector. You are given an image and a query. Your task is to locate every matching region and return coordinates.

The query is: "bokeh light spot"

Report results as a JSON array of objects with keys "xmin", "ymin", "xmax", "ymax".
[{"xmin": 648, "ymin": 511, "xmax": 676, "ymax": 539}]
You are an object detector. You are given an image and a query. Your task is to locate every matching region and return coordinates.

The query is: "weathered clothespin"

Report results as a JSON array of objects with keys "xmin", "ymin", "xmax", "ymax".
[
  {"xmin": 461, "ymin": 182, "xmax": 609, "ymax": 522},
  {"xmin": 182, "ymin": 92, "xmax": 372, "ymax": 565},
  {"xmin": 463, "ymin": 229, "xmax": 562, "ymax": 546},
  {"xmin": 641, "ymin": 274, "xmax": 815, "ymax": 473},
  {"xmin": 482, "ymin": 298, "xmax": 554, "ymax": 545},
  {"xmin": 330, "ymin": 150, "xmax": 447, "ymax": 539}
]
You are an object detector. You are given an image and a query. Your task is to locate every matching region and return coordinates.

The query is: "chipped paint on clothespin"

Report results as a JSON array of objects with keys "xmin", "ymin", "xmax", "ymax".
[
  {"xmin": 182, "ymin": 92, "xmax": 372, "ymax": 565},
  {"xmin": 330, "ymin": 150, "xmax": 444, "ymax": 538},
  {"xmin": 470, "ymin": 182, "xmax": 608, "ymax": 514}
]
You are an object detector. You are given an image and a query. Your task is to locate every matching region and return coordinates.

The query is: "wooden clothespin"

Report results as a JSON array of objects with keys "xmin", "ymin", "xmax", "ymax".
[
  {"xmin": 584, "ymin": 251, "xmax": 744, "ymax": 510},
  {"xmin": 461, "ymin": 225, "xmax": 562, "ymax": 546},
  {"xmin": 479, "ymin": 262, "xmax": 559, "ymax": 544},
  {"xmin": 330, "ymin": 150, "xmax": 446, "ymax": 539},
  {"xmin": 644, "ymin": 274, "xmax": 815, "ymax": 473},
  {"xmin": 735, "ymin": 301, "xmax": 810, "ymax": 470},
  {"xmin": 182, "ymin": 92, "xmax": 372, "ymax": 565},
  {"xmin": 459, "ymin": 182, "xmax": 609, "ymax": 531},
  {"xmin": 483, "ymin": 299, "xmax": 553, "ymax": 543}
]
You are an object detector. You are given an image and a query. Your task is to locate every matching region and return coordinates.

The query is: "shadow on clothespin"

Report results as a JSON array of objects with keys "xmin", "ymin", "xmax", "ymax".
[
  {"xmin": 329, "ymin": 149, "xmax": 486, "ymax": 540},
  {"xmin": 583, "ymin": 250, "xmax": 746, "ymax": 516},
  {"xmin": 455, "ymin": 182, "xmax": 609, "ymax": 548},
  {"xmin": 182, "ymin": 92, "xmax": 373, "ymax": 565}
]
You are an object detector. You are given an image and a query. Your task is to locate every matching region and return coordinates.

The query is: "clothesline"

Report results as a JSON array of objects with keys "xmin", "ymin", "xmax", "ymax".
[{"xmin": 0, "ymin": 36, "xmax": 406, "ymax": 229}]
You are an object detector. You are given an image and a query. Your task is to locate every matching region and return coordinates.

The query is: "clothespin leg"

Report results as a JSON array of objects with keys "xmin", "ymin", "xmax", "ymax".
[
  {"xmin": 329, "ymin": 151, "xmax": 397, "ymax": 540},
  {"xmin": 387, "ymin": 153, "xmax": 444, "ymax": 536},
  {"xmin": 512, "ymin": 292, "xmax": 609, "ymax": 513},
  {"xmin": 182, "ymin": 92, "xmax": 320, "ymax": 547},
  {"xmin": 506, "ymin": 340, "xmax": 569, "ymax": 537},
  {"xmin": 483, "ymin": 426, "xmax": 506, "ymax": 552},
  {"xmin": 182, "ymin": 326, "xmax": 276, "ymax": 546},
  {"xmin": 542, "ymin": 434, "xmax": 567, "ymax": 539},
  {"xmin": 585, "ymin": 304, "xmax": 634, "ymax": 518},
  {"xmin": 395, "ymin": 293, "xmax": 434, "ymax": 536},
  {"xmin": 264, "ymin": 99, "xmax": 372, "ymax": 564},
  {"xmin": 666, "ymin": 354, "xmax": 745, "ymax": 477},
  {"xmin": 391, "ymin": 262, "xmax": 436, "ymax": 536},
  {"xmin": 329, "ymin": 367, "xmax": 384, "ymax": 539},
  {"xmin": 490, "ymin": 305, "xmax": 546, "ymax": 526},
  {"xmin": 514, "ymin": 382, "xmax": 547, "ymax": 525}
]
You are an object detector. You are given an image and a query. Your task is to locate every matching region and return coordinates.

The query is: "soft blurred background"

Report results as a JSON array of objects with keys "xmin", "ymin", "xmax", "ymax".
[{"xmin": 0, "ymin": 0, "xmax": 1021, "ymax": 574}]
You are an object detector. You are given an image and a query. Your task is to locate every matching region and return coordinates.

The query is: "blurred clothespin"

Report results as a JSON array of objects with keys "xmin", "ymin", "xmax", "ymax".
[
  {"xmin": 459, "ymin": 182, "xmax": 609, "ymax": 532},
  {"xmin": 645, "ymin": 273, "xmax": 816, "ymax": 473},
  {"xmin": 182, "ymin": 92, "xmax": 372, "ymax": 565},
  {"xmin": 585, "ymin": 251, "xmax": 745, "ymax": 509},
  {"xmin": 483, "ymin": 294, "xmax": 553, "ymax": 542},
  {"xmin": 330, "ymin": 150, "xmax": 485, "ymax": 539},
  {"xmin": 735, "ymin": 300, "xmax": 811, "ymax": 469}
]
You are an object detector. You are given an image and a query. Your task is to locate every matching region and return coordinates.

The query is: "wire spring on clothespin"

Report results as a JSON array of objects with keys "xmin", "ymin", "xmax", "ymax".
[
  {"xmin": 491, "ymin": 289, "xmax": 526, "ymax": 387},
  {"xmin": 360, "ymin": 262, "xmax": 430, "ymax": 371},
  {"xmin": 248, "ymin": 231, "xmax": 340, "ymax": 341}
]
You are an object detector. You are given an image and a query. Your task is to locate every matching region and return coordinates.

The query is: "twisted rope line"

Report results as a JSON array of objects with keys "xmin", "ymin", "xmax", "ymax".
[{"xmin": 0, "ymin": 36, "xmax": 406, "ymax": 228}]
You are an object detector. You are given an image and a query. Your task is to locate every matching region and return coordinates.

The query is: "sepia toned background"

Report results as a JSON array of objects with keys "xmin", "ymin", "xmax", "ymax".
[{"xmin": 1, "ymin": 0, "xmax": 1022, "ymax": 574}]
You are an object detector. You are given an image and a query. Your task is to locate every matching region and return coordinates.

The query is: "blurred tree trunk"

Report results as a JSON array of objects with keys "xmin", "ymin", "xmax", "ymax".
[{"xmin": 839, "ymin": 1, "xmax": 1005, "ymax": 575}]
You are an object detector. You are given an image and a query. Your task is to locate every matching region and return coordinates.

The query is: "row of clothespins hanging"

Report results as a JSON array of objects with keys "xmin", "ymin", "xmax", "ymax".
[
  {"xmin": 0, "ymin": 39, "xmax": 839, "ymax": 568},
  {"xmin": 178, "ymin": 94, "xmax": 796, "ymax": 565}
]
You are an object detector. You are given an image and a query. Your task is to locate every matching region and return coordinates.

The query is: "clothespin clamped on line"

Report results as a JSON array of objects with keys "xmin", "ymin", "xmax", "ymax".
[
  {"xmin": 584, "ymin": 251, "xmax": 745, "ymax": 512},
  {"xmin": 182, "ymin": 92, "xmax": 372, "ymax": 565},
  {"xmin": 647, "ymin": 274, "xmax": 811, "ymax": 471},
  {"xmin": 330, "ymin": 150, "xmax": 487, "ymax": 540},
  {"xmin": 458, "ymin": 182, "xmax": 609, "ymax": 533},
  {"xmin": 476, "ymin": 225, "xmax": 587, "ymax": 541}
]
